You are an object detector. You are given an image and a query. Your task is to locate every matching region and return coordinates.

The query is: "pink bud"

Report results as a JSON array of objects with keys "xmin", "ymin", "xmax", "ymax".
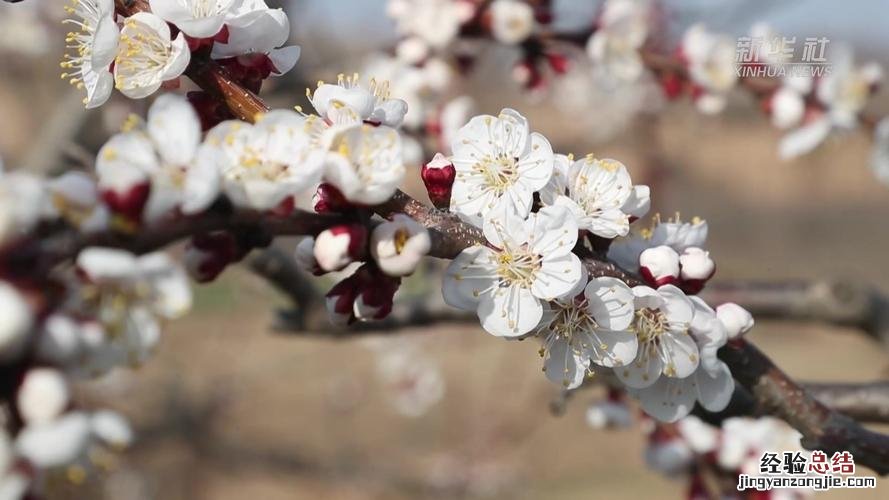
[
  {"xmin": 325, "ymin": 274, "xmax": 361, "ymax": 326},
  {"xmin": 314, "ymin": 225, "xmax": 367, "ymax": 272},
  {"xmin": 678, "ymin": 247, "xmax": 715, "ymax": 294},
  {"xmin": 716, "ymin": 303, "xmax": 754, "ymax": 339},
  {"xmin": 421, "ymin": 153, "xmax": 456, "ymax": 209},
  {"xmin": 639, "ymin": 246, "xmax": 680, "ymax": 287}
]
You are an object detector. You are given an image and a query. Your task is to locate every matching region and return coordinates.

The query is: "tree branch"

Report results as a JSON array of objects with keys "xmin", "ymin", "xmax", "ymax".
[{"xmin": 701, "ymin": 280, "xmax": 889, "ymax": 346}]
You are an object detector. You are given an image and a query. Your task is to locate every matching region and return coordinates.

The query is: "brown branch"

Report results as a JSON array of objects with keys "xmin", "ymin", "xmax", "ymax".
[
  {"xmin": 701, "ymin": 280, "xmax": 889, "ymax": 346},
  {"xmin": 720, "ymin": 339, "xmax": 889, "ymax": 474}
]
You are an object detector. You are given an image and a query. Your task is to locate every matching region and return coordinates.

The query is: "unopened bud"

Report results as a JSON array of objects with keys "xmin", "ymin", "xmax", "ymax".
[
  {"xmin": 421, "ymin": 153, "xmax": 456, "ymax": 209},
  {"xmin": 313, "ymin": 183, "xmax": 352, "ymax": 214},
  {"xmin": 678, "ymin": 247, "xmax": 715, "ymax": 294},
  {"xmin": 639, "ymin": 246, "xmax": 680, "ymax": 287},
  {"xmin": 314, "ymin": 225, "xmax": 367, "ymax": 272},
  {"xmin": 716, "ymin": 303, "xmax": 754, "ymax": 339}
]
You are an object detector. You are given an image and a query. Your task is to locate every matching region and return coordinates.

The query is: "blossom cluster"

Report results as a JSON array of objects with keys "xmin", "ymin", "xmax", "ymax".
[
  {"xmin": 62, "ymin": 0, "xmax": 298, "ymax": 108},
  {"xmin": 438, "ymin": 107, "xmax": 753, "ymax": 422},
  {"xmin": 381, "ymin": 0, "xmax": 886, "ymax": 183}
]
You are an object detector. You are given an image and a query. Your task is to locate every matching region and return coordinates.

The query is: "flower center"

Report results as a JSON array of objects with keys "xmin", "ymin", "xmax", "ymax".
[
  {"xmin": 634, "ymin": 307, "xmax": 667, "ymax": 344},
  {"xmin": 475, "ymin": 154, "xmax": 519, "ymax": 196},
  {"xmin": 493, "ymin": 246, "xmax": 540, "ymax": 289},
  {"xmin": 115, "ymin": 19, "xmax": 171, "ymax": 89},
  {"xmin": 393, "ymin": 228, "xmax": 410, "ymax": 254}
]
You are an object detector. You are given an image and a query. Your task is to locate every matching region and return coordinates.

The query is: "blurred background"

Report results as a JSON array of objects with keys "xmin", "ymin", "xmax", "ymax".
[{"xmin": 2, "ymin": 0, "xmax": 889, "ymax": 498}]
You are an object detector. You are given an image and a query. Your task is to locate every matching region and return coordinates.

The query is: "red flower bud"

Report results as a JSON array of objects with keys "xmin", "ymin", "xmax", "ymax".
[{"xmin": 421, "ymin": 153, "xmax": 456, "ymax": 209}]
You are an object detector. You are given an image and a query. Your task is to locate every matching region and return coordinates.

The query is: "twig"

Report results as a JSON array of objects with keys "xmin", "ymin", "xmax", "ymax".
[{"xmin": 701, "ymin": 280, "xmax": 889, "ymax": 346}]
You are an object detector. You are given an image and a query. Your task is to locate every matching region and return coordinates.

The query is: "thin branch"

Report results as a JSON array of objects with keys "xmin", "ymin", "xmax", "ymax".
[
  {"xmin": 701, "ymin": 280, "xmax": 889, "ymax": 346},
  {"xmin": 720, "ymin": 339, "xmax": 889, "ymax": 474}
]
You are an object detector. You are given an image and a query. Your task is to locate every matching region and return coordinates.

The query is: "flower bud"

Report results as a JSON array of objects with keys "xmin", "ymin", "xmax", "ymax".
[
  {"xmin": 370, "ymin": 215, "xmax": 431, "ymax": 277},
  {"xmin": 354, "ymin": 274, "xmax": 400, "ymax": 322},
  {"xmin": 17, "ymin": 368, "xmax": 69, "ymax": 425},
  {"xmin": 716, "ymin": 303, "xmax": 754, "ymax": 339},
  {"xmin": 325, "ymin": 273, "xmax": 361, "ymax": 326},
  {"xmin": 313, "ymin": 183, "xmax": 352, "ymax": 214},
  {"xmin": 639, "ymin": 246, "xmax": 680, "ymax": 287},
  {"xmin": 294, "ymin": 237, "xmax": 324, "ymax": 275},
  {"xmin": 678, "ymin": 247, "xmax": 715, "ymax": 294},
  {"xmin": 421, "ymin": 153, "xmax": 456, "ymax": 209},
  {"xmin": 314, "ymin": 225, "xmax": 367, "ymax": 272},
  {"xmin": 183, "ymin": 232, "xmax": 239, "ymax": 283}
]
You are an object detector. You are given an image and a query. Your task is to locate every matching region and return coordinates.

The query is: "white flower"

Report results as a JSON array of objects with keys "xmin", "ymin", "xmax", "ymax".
[
  {"xmin": 608, "ymin": 216, "xmax": 708, "ymax": 273},
  {"xmin": 0, "ymin": 172, "xmax": 46, "ymax": 246},
  {"xmin": 449, "ymin": 109, "xmax": 554, "ymax": 227},
  {"xmin": 210, "ymin": 0, "xmax": 301, "ymax": 75},
  {"xmin": 75, "ymin": 249, "xmax": 191, "ymax": 369},
  {"xmin": 681, "ymin": 24, "xmax": 737, "ymax": 114},
  {"xmin": 199, "ymin": 110, "xmax": 324, "ymax": 210},
  {"xmin": 387, "ymin": 0, "xmax": 472, "ymax": 49},
  {"xmin": 537, "ymin": 276, "xmax": 637, "ymax": 388},
  {"xmin": 630, "ymin": 296, "xmax": 733, "ymax": 422},
  {"xmin": 716, "ymin": 303, "xmax": 754, "ymax": 339},
  {"xmin": 61, "ymin": 0, "xmax": 119, "ymax": 108},
  {"xmin": 370, "ymin": 214, "xmax": 431, "ymax": 277},
  {"xmin": 97, "ymin": 95, "xmax": 219, "ymax": 223},
  {"xmin": 16, "ymin": 412, "xmax": 92, "ymax": 468},
  {"xmin": 442, "ymin": 205, "xmax": 582, "ymax": 337},
  {"xmin": 817, "ymin": 50, "xmax": 882, "ymax": 129},
  {"xmin": 586, "ymin": 0, "xmax": 650, "ymax": 82},
  {"xmin": 308, "ymin": 74, "xmax": 409, "ymax": 128},
  {"xmin": 540, "ymin": 155, "xmax": 637, "ymax": 238},
  {"xmin": 320, "ymin": 123, "xmax": 405, "ymax": 205},
  {"xmin": 489, "ymin": 0, "xmax": 535, "ymax": 45},
  {"xmin": 623, "ymin": 184, "xmax": 651, "ymax": 220},
  {"xmin": 781, "ymin": 51, "xmax": 881, "ymax": 159},
  {"xmin": 45, "ymin": 172, "xmax": 109, "ymax": 233},
  {"xmin": 114, "ymin": 13, "xmax": 190, "ymax": 99},
  {"xmin": 639, "ymin": 246, "xmax": 680, "ymax": 287},
  {"xmin": 17, "ymin": 368, "xmax": 69, "ymax": 426},
  {"xmin": 0, "ymin": 281, "xmax": 33, "ymax": 361},
  {"xmin": 150, "ymin": 0, "xmax": 235, "ymax": 38},
  {"xmin": 438, "ymin": 96, "xmax": 477, "ymax": 153},
  {"xmin": 313, "ymin": 225, "xmax": 367, "ymax": 272},
  {"xmin": 645, "ymin": 433, "xmax": 692, "ymax": 475},
  {"xmin": 615, "ymin": 285, "xmax": 696, "ymax": 389}
]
